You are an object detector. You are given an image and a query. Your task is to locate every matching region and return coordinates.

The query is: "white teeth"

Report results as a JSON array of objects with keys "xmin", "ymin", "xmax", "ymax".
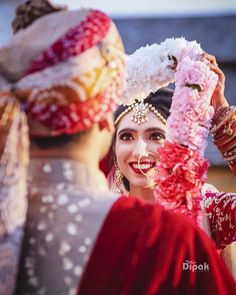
[{"xmin": 132, "ymin": 163, "xmax": 152, "ymax": 170}]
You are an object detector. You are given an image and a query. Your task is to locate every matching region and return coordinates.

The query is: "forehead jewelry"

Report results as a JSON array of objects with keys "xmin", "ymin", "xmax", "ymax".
[
  {"xmin": 132, "ymin": 102, "xmax": 149, "ymax": 124},
  {"xmin": 114, "ymin": 102, "xmax": 167, "ymax": 127}
]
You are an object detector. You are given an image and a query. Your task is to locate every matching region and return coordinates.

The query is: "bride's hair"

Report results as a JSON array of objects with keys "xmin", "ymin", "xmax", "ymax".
[{"xmin": 114, "ymin": 88, "xmax": 173, "ymax": 123}]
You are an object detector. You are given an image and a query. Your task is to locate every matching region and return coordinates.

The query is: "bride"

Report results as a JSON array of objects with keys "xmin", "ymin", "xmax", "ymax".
[{"xmin": 110, "ymin": 56, "xmax": 236, "ymax": 258}]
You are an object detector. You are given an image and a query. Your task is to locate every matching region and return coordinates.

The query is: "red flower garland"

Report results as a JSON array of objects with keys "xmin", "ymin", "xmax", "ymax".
[{"xmin": 154, "ymin": 141, "xmax": 209, "ymax": 220}]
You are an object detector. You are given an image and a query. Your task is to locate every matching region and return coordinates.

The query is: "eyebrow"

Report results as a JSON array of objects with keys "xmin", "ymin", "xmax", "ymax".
[
  {"xmin": 117, "ymin": 128, "xmax": 136, "ymax": 136},
  {"xmin": 117, "ymin": 127, "xmax": 165, "ymax": 136},
  {"xmin": 145, "ymin": 128, "xmax": 166, "ymax": 134}
]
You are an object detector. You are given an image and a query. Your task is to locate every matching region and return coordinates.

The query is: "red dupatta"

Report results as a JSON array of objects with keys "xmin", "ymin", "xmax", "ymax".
[{"xmin": 78, "ymin": 196, "xmax": 236, "ymax": 295}]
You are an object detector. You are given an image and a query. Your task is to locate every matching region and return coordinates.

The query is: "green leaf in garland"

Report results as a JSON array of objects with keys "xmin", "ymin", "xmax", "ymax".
[
  {"xmin": 168, "ymin": 55, "xmax": 178, "ymax": 70},
  {"xmin": 185, "ymin": 83, "xmax": 202, "ymax": 92}
]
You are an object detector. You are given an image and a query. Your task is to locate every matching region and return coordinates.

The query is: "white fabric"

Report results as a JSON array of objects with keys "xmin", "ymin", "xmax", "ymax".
[
  {"xmin": 0, "ymin": 9, "xmax": 89, "ymax": 82},
  {"xmin": 15, "ymin": 159, "xmax": 118, "ymax": 295}
]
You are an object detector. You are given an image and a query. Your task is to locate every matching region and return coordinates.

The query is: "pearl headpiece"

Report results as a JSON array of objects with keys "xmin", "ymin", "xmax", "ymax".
[{"xmin": 114, "ymin": 102, "xmax": 167, "ymax": 127}]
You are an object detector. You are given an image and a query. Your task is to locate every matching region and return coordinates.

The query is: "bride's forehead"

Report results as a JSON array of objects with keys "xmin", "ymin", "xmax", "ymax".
[{"xmin": 117, "ymin": 110, "xmax": 166, "ymax": 131}]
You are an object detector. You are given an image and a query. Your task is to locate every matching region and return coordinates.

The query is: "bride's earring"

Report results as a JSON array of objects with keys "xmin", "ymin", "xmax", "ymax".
[{"xmin": 114, "ymin": 163, "xmax": 123, "ymax": 194}]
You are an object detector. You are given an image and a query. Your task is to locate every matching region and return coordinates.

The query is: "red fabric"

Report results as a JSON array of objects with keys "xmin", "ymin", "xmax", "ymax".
[
  {"xmin": 23, "ymin": 10, "xmax": 112, "ymax": 136},
  {"xmin": 25, "ymin": 89, "xmax": 118, "ymax": 135},
  {"xmin": 78, "ymin": 196, "xmax": 236, "ymax": 295},
  {"xmin": 99, "ymin": 147, "xmax": 112, "ymax": 177},
  {"xmin": 204, "ymin": 191, "xmax": 236, "ymax": 249},
  {"xmin": 20, "ymin": 8, "xmax": 124, "ymax": 136},
  {"xmin": 155, "ymin": 141, "xmax": 209, "ymax": 222},
  {"xmin": 26, "ymin": 10, "xmax": 111, "ymax": 75}
]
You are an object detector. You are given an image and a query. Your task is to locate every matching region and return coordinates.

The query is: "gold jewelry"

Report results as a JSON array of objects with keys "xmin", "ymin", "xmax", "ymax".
[
  {"xmin": 114, "ymin": 102, "xmax": 166, "ymax": 127},
  {"xmin": 132, "ymin": 102, "xmax": 150, "ymax": 124},
  {"xmin": 210, "ymin": 106, "xmax": 236, "ymax": 175},
  {"xmin": 223, "ymin": 116, "xmax": 236, "ymax": 136},
  {"xmin": 114, "ymin": 164, "xmax": 123, "ymax": 194},
  {"xmin": 210, "ymin": 106, "xmax": 235, "ymax": 136}
]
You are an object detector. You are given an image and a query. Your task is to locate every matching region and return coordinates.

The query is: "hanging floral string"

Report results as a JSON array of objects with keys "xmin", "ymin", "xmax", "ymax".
[
  {"xmin": 125, "ymin": 38, "xmax": 218, "ymax": 225},
  {"xmin": 155, "ymin": 46, "xmax": 218, "ymax": 225}
]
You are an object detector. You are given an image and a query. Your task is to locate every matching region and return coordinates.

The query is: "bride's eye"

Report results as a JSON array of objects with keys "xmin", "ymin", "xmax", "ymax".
[
  {"xmin": 119, "ymin": 132, "xmax": 134, "ymax": 141},
  {"xmin": 149, "ymin": 132, "xmax": 165, "ymax": 141}
]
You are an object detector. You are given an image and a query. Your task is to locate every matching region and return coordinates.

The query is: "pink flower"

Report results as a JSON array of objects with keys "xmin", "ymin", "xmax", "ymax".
[{"xmin": 166, "ymin": 53, "xmax": 217, "ymax": 156}]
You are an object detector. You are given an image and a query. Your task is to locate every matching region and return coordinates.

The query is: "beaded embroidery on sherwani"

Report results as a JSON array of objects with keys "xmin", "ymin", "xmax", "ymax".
[{"xmin": 16, "ymin": 159, "xmax": 117, "ymax": 295}]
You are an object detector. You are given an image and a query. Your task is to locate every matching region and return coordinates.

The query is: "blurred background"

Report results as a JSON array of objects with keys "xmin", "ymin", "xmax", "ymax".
[{"xmin": 0, "ymin": 0, "xmax": 235, "ymax": 191}]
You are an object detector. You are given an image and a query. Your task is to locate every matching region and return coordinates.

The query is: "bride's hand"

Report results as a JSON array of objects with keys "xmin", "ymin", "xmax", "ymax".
[{"xmin": 203, "ymin": 53, "xmax": 229, "ymax": 113}]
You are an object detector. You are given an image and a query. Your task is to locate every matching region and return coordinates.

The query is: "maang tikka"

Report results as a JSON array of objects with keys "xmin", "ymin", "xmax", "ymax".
[
  {"xmin": 132, "ymin": 102, "xmax": 150, "ymax": 124},
  {"xmin": 114, "ymin": 102, "xmax": 166, "ymax": 127}
]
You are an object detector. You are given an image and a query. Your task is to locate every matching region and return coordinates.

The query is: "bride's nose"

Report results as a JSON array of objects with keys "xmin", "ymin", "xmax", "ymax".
[{"xmin": 132, "ymin": 139, "xmax": 148, "ymax": 157}]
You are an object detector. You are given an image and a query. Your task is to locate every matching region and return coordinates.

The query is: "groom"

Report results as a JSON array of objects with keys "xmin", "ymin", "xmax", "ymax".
[{"xmin": 0, "ymin": 1, "xmax": 234, "ymax": 294}]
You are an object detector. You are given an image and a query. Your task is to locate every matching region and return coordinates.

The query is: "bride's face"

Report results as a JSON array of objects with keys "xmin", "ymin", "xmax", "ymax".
[{"xmin": 115, "ymin": 110, "xmax": 166, "ymax": 190}]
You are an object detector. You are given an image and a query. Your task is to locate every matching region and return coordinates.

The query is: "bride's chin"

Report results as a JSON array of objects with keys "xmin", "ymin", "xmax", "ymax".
[{"xmin": 130, "ymin": 179, "xmax": 151, "ymax": 190}]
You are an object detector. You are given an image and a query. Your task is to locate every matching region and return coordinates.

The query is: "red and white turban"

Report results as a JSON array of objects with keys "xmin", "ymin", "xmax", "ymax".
[{"xmin": 0, "ymin": 9, "xmax": 125, "ymax": 136}]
